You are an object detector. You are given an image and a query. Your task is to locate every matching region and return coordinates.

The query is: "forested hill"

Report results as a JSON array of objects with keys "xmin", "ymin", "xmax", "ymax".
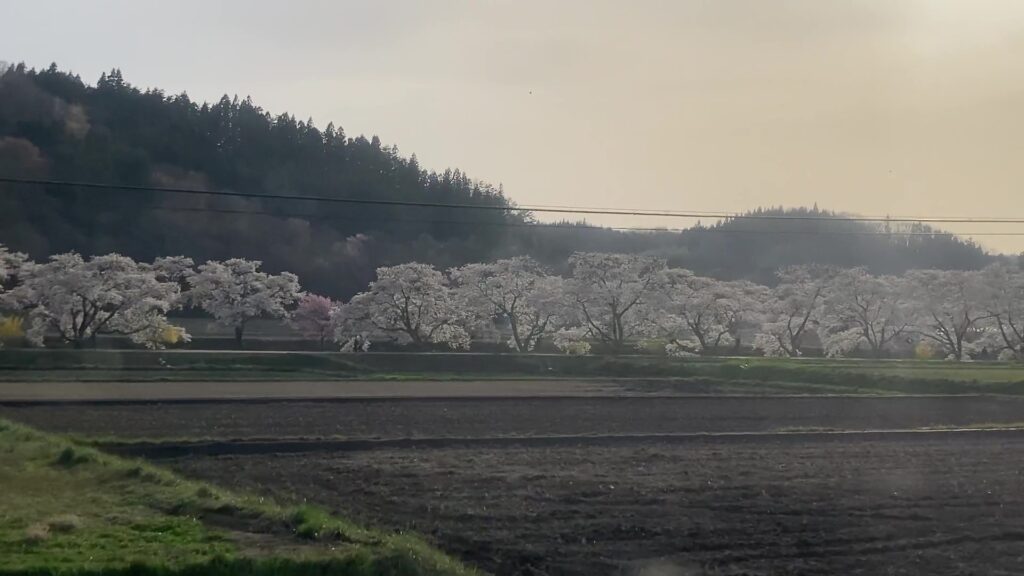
[
  {"xmin": 0, "ymin": 63, "xmax": 522, "ymax": 296},
  {"xmin": 677, "ymin": 207, "xmax": 995, "ymax": 285},
  {"xmin": 0, "ymin": 64, "xmax": 995, "ymax": 296},
  {"xmin": 505, "ymin": 207, "xmax": 994, "ymax": 286}
]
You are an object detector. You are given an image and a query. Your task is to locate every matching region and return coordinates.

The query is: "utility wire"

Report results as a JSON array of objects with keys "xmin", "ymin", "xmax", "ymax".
[
  {"xmin": 4, "ymin": 176, "xmax": 1024, "ymax": 225},
  {"xmin": 149, "ymin": 205, "xmax": 1024, "ymax": 236}
]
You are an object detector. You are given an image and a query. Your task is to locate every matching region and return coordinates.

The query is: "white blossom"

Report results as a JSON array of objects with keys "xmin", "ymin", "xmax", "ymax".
[
  {"xmin": 149, "ymin": 256, "xmax": 195, "ymax": 283},
  {"xmin": 451, "ymin": 257, "xmax": 567, "ymax": 352},
  {"xmin": 753, "ymin": 265, "xmax": 835, "ymax": 357},
  {"xmin": 905, "ymin": 269, "xmax": 991, "ymax": 361},
  {"xmin": 7, "ymin": 253, "xmax": 186, "ymax": 349},
  {"xmin": 664, "ymin": 339, "xmax": 701, "ymax": 357},
  {"xmin": 552, "ymin": 327, "xmax": 592, "ymax": 355},
  {"xmin": 982, "ymin": 263, "xmax": 1024, "ymax": 360},
  {"xmin": 645, "ymin": 269, "xmax": 763, "ymax": 355},
  {"xmin": 565, "ymin": 252, "xmax": 666, "ymax": 351},
  {"xmin": 338, "ymin": 333, "xmax": 372, "ymax": 353},
  {"xmin": 0, "ymin": 244, "xmax": 28, "ymax": 296},
  {"xmin": 333, "ymin": 263, "xmax": 470, "ymax": 350},
  {"xmin": 818, "ymin": 269, "xmax": 912, "ymax": 358},
  {"xmin": 187, "ymin": 259, "xmax": 301, "ymax": 346}
]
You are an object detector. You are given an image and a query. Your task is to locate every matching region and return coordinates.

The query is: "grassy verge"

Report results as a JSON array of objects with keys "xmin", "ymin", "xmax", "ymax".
[
  {"xmin": 3, "ymin": 349, "xmax": 1024, "ymax": 395},
  {"xmin": 916, "ymin": 421, "xmax": 1024, "ymax": 431},
  {"xmin": 687, "ymin": 359, "xmax": 1024, "ymax": 395},
  {"xmin": 0, "ymin": 419, "xmax": 478, "ymax": 576}
]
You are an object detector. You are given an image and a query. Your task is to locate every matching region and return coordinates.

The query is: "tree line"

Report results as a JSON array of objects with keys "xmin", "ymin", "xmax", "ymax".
[
  {"xmin": 2, "ymin": 243, "xmax": 1022, "ymax": 361},
  {"xmin": 0, "ymin": 63, "xmax": 998, "ymax": 298}
]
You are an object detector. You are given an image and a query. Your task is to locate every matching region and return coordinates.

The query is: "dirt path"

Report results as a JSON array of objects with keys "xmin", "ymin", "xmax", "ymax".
[{"xmin": 0, "ymin": 379, "xmax": 629, "ymax": 402}]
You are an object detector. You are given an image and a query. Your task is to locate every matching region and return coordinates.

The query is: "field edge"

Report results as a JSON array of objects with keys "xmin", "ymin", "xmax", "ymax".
[{"xmin": 0, "ymin": 418, "xmax": 481, "ymax": 576}]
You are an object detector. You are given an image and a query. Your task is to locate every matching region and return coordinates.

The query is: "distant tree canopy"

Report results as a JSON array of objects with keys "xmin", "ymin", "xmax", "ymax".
[
  {"xmin": 0, "ymin": 63, "xmax": 996, "ymax": 297},
  {"xmin": 508, "ymin": 207, "xmax": 995, "ymax": 286}
]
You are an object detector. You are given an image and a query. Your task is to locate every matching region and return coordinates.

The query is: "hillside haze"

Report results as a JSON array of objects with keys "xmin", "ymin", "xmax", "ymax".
[{"xmin": 0, "ymin": 64, "xmax": 993, "ymax": 296}]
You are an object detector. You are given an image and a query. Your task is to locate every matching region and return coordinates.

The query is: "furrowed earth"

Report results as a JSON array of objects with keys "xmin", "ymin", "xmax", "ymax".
[
  {"xmin": 4, "ymin": 385, "xmax": 1024, "ymax": 575},
  {"xmin": 170, "ymin": 434, "xmax": 1024, "ymax": 576}
]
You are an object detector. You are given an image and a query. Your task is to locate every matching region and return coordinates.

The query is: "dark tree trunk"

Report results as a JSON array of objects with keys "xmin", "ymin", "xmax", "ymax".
[{"xmin": 234, "ymin": 326, "xmax": 244, "ymax": 349}]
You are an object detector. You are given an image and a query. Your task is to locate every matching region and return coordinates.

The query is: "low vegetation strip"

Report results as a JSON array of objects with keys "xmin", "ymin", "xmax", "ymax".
[
  {"xmin": 0, "ymin": 419, "xmax": 478, "ymax": 576},
  {"xmin": 4, "ymin": 350, "xmax": 1024, "ymax": 395}
]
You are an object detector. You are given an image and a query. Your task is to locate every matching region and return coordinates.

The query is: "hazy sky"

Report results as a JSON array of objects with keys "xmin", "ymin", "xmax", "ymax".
[{"xmin": 5, "ymin": 0, "xmax": 1024, "ymax": 252}]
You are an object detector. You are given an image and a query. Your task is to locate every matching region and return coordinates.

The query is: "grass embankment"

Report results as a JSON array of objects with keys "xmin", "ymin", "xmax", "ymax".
[
  {"xmin": 675, "ymin": 359, "xmax": 1024, "ymax": 395},
  {"xmin": 0, "ymin": 419, "xmax": 477, "ymax": 576},
  {"xmin": 0, "ymin": 351, "xmax": 363, "ymax": 382},
  {"xmin": 3, "ymin": 349, "xmax": 1024, "ymax": 395}
]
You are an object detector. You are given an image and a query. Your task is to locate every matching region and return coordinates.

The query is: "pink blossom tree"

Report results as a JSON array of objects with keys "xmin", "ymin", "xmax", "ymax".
[{"xmin": 290, "ymin": 293, "xmax": 336, "ymax": 350}]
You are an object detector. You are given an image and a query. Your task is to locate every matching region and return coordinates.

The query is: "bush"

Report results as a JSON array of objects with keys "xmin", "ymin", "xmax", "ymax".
[
  {"xmin": 23, "ymin": 523, "xmax": 50, "ymax": 544},
  {"xmin": 47, "ymin": 514, "xmax": 83, "ymax": 533},
  {"xmin": 914, "ymin": 341, "xmax": 937, "ymax": 360},
  {"xmin": 0, "ymin": 315, "xmax": 26, "ymax": 346},
  {"xmin": 158, "ymin": 325, "xmax": 189, "ymax": 346},
  {"xmin": 291, "ymin": 505, "xmax": 334, "ymax": 540},
  {"xmin": 55, "ymin": 446, "xmax": 93, "ymax": 467}
]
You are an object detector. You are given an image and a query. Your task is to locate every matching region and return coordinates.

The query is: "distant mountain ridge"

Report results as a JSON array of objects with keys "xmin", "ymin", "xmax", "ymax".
[{"xmin": 0, "ymin": 63, "xmax": 994, "ymax": 296}]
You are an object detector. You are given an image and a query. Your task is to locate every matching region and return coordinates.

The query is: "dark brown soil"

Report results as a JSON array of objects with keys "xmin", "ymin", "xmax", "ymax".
[
  {"xmin": 5, "ymin": 396, "xmax": 1024, "ymax": 440},
  {"xmin": 169, "ymin": 435, "xmax": 1024, "ymax": 575},
  {"xmin": 7, "ymin": 395, "xmax": 1024, "ymax": 575}
]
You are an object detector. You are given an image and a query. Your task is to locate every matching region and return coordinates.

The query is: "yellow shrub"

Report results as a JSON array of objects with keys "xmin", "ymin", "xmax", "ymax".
[
  {"xmin": 914, "ymin": 341, "xmax": 936, "ymax": 360},
  {"xmin": 0, "ymin": 315, "xmax": 25, "ymax": 341},
  {"xmin": 159, "ymin": 326, "xmax": 187, "ymax": 345}
]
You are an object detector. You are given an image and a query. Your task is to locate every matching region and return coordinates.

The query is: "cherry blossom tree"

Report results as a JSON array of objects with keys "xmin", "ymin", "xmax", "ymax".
[
  {"xmin": 451, "ymin": 257, "xmax": 567, "ymax": 352},
  {"xmin": 0, "ymin": 244, "xmax": 28, "ymax": 300},
  {"xmin": 982, "ymin": 263, "xmax": 1024, "ymax": 360},
  {"xmin": 722, "ymin": 280, "xmax": 770, "ymax": 352},
  {"xmin": 818, "ymin": 268, "xmax": 912, "ymax": 358},
  {"xmin": 338, "ymin": 333, "xmax": 371, "ymax": 353},
  {"xmin": 149, "ymin": 256, "xmax": 195, "ymax": 281},
  {"xmin": 646, "ymin": 270, "xmax": 765, "ymax": 355},
  {"xmin": 552, "ymin": 327, "xmax": 592, "ymax": 355},
  {"xmin": 290, "ymin": 293, "xmax": 336, "ymax": 350},
  {"xmin": 564, "ymin": 252, "xmax": 666, "ymax": 352},
  {"xmin": 148, "ymin": 256, "xmax": 194, "ymax": 308},
  {"xmin": 753, "ymin": 265, "xmax": 835, "ymax": 357},
  {"xmin": 187, "ymin": 259, "xmax": 301, "ymax": 347},
  {"xmin": 0, "ymin": 245, "xmax": 30, "ymax": 349},
  {"xmin": 149, "ymin": 255, "xmax": 194, "ymax": 283},
  {"xmin": 7, "ymin": 253, "xmax": 186, "ymax": 348},
  {"xmin": 333, "ymin": 263, "xmax": 470, "ymax": 350},
  {"xmin": 905, "ymin": 269, "xmax": 991, "ymax": 361}
]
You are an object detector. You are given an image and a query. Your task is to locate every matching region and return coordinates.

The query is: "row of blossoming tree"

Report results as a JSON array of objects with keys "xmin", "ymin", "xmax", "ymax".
[
  {"xmin": 0, "ymin": 247, "xmax": 301, "ymax": 349},
  {"xmin": 1, "ymin": 244, "xmax": 1022, "ymax": 360}
]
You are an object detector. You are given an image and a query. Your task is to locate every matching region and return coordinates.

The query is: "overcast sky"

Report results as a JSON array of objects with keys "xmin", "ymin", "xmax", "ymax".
[{"xmin": 5, "ymin": 0, "xmax": 1024, "ymax": 252}]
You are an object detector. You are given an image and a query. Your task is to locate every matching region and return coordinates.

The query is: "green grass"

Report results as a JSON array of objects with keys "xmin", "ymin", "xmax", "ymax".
[
  {"xmin": 3, "ymin": 349, "xmax": 1024, "ymax": 394},
  {"xmin": 683, "ymin": 358, "xmax": 1024, "ymax": 394},
  {"xmin": 916, "ymin": 421, "xmax": 1024, "ymax": 431},
  {"xmin": 0, "ymin": 419, "xmax": 479, "ymax": 576}
]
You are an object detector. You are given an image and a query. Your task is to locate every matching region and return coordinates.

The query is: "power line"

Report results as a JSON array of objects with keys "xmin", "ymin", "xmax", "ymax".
[
  {"xmin": 520, "ymin": 201, "xmax": 1024, "ymax": 224},
  {"xmin": 4, "ymin": 176, "xmax": 1024, "ymax": 225},
  {"xmin": 150, "ymin": 205, "xmax": 1024, "ymax": 236}
]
